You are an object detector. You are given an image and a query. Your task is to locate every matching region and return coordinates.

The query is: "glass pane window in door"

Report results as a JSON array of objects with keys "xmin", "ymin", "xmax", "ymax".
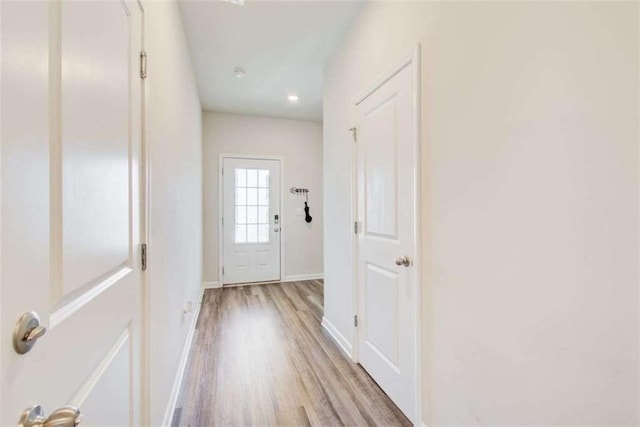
[
  {"xmin": 246, "ymin": 169, "xmax": 258, "ymax": 187},
  {"xmin": 235, "ymin": 168, "xmax": 247, "ymax": 187},
  {"xmin": 235, "ymin": 225, "xmax": 247, "ymax": 243},
  {"xmin": 258, "ymin": 225, "xmax": 269, "ymax": 243},
  {"xmin": 247, "ymin": 224, "xmax": 258, "ymax": 242},
  {"xmin": 235, "ymin": 188, "xmax": 246, "ymax": 206},
  {"xmin": 258, "ymin": 206, "xmax": 269, "ymax": 224},
  {"xmin": 246, "ymin": 206, "xmax": 258, "ymax": 224},
  {"xmin": 247, "ymin": 188, "xmax": 258, "ymax": 205},
  {"xmin": 258, "ymin": 188, "xmax": 269, "ymax": 205},
  {"xmin": 258, "ymin": 170, "xmax": 270, "ymax": 188},
  {"xmin": 234, "ymin": 167, "xmax": 271, "ymax": 244},
  {"xmin": 235, "ymin": 206, "xmax": 247, "ymax": 224}
]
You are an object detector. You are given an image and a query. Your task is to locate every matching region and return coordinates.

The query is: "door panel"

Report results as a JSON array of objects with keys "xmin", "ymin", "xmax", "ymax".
[
  {"xmin": 356, "ymin": 57, "xmax": 417, "ymax": 421},
  {"xmin": 61, "ymin": 1, "xmax": 131, "ymax": 295},
  {"xmin": 1, "ymin": 1, "xmax": 143, "ymax": 425},
  {"xmin": 364, "ymin": 262, "xmax": 400, "ymax": 367},
  {"xmin": 223, "ymin": 158, "xmax": 281, "ymax": 284},
  {"xmin": 75, "ymin": 328, "xmax": 132, "ymax": 426},
  {"xmin": 364, "ymin": 94, "xmax": 399, "ymax": 239}
]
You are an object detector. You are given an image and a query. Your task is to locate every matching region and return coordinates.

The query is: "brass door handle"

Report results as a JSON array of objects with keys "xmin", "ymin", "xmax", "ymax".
[{"xmin": 20, "ymin": 405, "xmax": 83, "ymax": 427}]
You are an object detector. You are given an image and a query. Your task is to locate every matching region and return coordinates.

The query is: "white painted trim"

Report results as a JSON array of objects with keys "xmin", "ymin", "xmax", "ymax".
[
  {"xmin": 70, "ymin": 326, "xmax": 131, "ymax": 407},
  {"xmin": 354, "ymin": 47, "xmax": 416, "ymax": 106},
  {"xmin": 203, "ymin": 281, "xmax": 222, "ymax": 289},
  {"xmin": 413, "ymin": 45, "xmax": 424, "ymax": 427},
  {"xmin": 218, "ymin": 154, "xmax": 285, "ymax": 285},
  {"xmin": 321, "ymin": 316, "xmax": 353, "ymax": 358},
  {"xmin": 214, "ymin": 275, "xmax": 323, "ymax": 288},
  {"xmin": 351, "ymin": 44, "xmax": 423, "ymax": 426},
  {"xmin": 161, "ymin": 285, "xmax": 204, "ymax": 427},
  {"xmin": 139, "ymin": 2, "xmax": 150, "ymax": 425},
  {"xmin": 281, "ymin": 273, "xmax": 323, "ymax": 282},
  {"xmin": 50, "ymin": 266, "xmax": 132, "ymax": 328},
  {"xmin": 349, "ymin": 90, "xmax": 359, "ymax": 365},
  {"xmin": 222, "ymin": 280, "xmax": 280, "ymax": 288}
]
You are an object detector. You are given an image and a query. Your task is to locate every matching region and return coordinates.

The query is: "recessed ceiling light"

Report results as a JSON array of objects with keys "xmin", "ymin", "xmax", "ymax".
[
  {"xmin": 234, "ymin": 67, "xmax": 246, "ymax": 79},
  {"xmin": 222, "ymin": 0, "xmax": 245, "ymax": 5},
  {"xmin": 288, "ymin": 95, "xmax": 299, "ymax": 103}
]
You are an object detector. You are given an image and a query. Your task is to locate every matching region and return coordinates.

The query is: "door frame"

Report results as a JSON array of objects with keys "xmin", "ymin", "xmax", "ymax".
[
  {"xmin": 351, "ymin": 45, "xmax": 422, "ymax": 425},
  {"xmin": 218, "ymin": 154, "xmax": 285, "ymax": 285},
  {"xmin": 137, "ymin": 0, "xmax": 150, "ymax": 425}
]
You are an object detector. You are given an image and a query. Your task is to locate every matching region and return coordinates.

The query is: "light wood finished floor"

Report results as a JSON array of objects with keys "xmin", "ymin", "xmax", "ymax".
[{"xmin": 172, "ymin": 280, "xmax": 411, "ymax": 427}]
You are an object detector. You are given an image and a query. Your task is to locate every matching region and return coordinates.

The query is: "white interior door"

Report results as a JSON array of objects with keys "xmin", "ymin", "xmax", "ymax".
[
  {"xmin": 355, "ymin": 54, "xmax": 418, "ymax": 422},
  {"xmin": 1, "ymin": 1, "xmax": 143, "ymax": 425},
  {"xmin": 222, "ymin": 158, "xmax": 281, "ymax": 284}
]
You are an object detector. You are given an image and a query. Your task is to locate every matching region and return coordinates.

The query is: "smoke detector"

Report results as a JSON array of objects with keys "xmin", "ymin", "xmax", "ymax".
[{"xmin": 234, "ymin": 67, "xmax": 246, "ymax": 79}]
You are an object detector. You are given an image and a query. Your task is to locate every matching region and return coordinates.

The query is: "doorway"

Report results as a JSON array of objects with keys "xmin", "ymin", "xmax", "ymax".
[
  {"xmin": 220, "ymin": 156, "xmax": 282, "ymax": 285},
  {"xmin": 353, "ymin": 47, "xmax": 421, "ymax": 423}
]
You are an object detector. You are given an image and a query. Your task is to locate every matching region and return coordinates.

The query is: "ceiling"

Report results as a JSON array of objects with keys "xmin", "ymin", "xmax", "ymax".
[{"xmin": 178, "ymin": 0, "xmax": 363, "ymax": 122}]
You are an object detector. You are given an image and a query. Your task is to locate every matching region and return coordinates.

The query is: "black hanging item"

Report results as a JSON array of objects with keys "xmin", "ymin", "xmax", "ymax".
[{"xmin": 304, "ymin": 191, "xmax": 313, "ymax": 223}]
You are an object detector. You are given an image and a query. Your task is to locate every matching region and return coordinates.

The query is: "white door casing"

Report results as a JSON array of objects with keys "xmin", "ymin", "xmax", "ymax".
[
  {"xmin": 222, "ymin": 157, "xmax": 281, "ymax": 284},
  {"xmin": 1, "ymin": 1, "xmax": 144, "ymax": 425},
  {"xmin": 354, "ymin": 49, "xmax": 420, "ymax": 422}
]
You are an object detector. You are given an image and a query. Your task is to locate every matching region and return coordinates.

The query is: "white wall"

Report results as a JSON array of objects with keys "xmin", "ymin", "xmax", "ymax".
[
  {"xmin": 324, "ymin": 2, "xmax": 639, "ymax": 425},
  {"xmin": 145, "ymin": 1, "xmax": 203, "ymax": 425},
  {"xmin": 203, "ymin": 112, "xmax": 323, "ymax": 284}
]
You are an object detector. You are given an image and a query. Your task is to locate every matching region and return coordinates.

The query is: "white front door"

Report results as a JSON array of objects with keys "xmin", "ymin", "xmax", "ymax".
[
  {"xmin": 1, "ymin": 1, "xmax": 143, "ymax": 425},
  {"xmin": 222, "ymin": 157, "xmax": 281, "ymax": 284},
  {"xmin": 355, "ymin": 53, "xmax": 419, "ymax": 421}
]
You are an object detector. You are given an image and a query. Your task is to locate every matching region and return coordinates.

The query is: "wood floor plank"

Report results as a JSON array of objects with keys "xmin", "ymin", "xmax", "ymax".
[{"xmin": 174, "ymin": 281, "xmax": 411, "ymax": 427}]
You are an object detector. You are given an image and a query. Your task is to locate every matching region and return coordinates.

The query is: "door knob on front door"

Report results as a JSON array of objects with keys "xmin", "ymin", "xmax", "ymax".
[
  {"xmin": 19, "ymin": 405, "xmax": 82, "ymax": 427},
  {"xmin": 395, "ymin": 256, "xmax": 411, "ymax": 267}
]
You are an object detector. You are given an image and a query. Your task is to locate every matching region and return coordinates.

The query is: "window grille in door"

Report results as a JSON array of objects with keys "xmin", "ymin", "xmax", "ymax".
[{"xmin": 234, "ymin": 168, "xmax": 270, "ymax": 243}]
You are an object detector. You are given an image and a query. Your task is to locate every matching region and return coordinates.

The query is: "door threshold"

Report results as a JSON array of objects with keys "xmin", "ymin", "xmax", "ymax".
[{"xmin": 222, "ymin": 279, "xmax": 282, "ymax": 288}]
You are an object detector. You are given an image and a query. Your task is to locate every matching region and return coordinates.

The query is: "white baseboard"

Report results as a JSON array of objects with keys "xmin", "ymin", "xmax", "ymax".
[
  {"xmin": 205, "ymin": 275, "xmax": 323, "ymax": 287},
  {"xmin": 321, "ymin": 316, "xmax": 352, "ymax": 358},
  {"xmin": 161, "ymin": 286, "xmax": 204, "ymax": 427},
  {"xmin": 281, "ymin": 273, "xmax": 323, "ymax": 282}
]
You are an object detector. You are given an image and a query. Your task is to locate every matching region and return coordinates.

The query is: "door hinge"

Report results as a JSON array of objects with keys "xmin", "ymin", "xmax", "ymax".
[
  {"xmin": 141, "ymin": 243, "xmax": 147, "ymax": 271},
  {"xmin": 349, "ymin": 127, "xmax": 357, "ymax": 142},
  {"xmin": 222, "ymin": 167, "xmax": 224, "ymax": 176},
  {"xmin": 354, "ymin": 315, "xmax": 358, "ymax": 327},
  {"xmin": 354, "ymin": 221, "xmax": 359, "ymax": 234},
  {"xmin": 140, "ymin": 51, "xmax": 147, "ymax": 79},
  {"xmin": 222, "ymin": 266, "xmax": 225, "ymax": 275},
  {"xmin": 222, "ymin": 217, "xmax": 224, "ymax": 225}
]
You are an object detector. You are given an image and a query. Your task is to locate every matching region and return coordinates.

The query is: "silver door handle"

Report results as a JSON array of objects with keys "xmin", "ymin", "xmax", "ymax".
[
  {"xmin": 13, "ymin": 311, "xmax": 48, "ymax": 354},
  {"xmin": 20, "ymin": 405, "xmax": 83, "ymax": 427},
  {"xmin": 395, "ymin": 256, "xmax": 411, "ymax": 267},
  {"xmin": 274, "ymin": 227, "xmax": 280, "ymax": 232}
]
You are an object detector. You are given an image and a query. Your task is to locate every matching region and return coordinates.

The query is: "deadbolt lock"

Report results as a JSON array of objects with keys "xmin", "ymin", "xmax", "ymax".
[{"xmin": 13, "ymin": 311, "xmax": 47, "ymax": 354}]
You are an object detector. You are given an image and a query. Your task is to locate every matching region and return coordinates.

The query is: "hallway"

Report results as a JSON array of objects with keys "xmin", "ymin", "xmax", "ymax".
[
  {"xmin": 2, "ymin": 1, "xmax": 639, "ymax": 425},
  {"xmin": 173, "ymin": 281, "xmax": 410, "ymax": 426}
]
